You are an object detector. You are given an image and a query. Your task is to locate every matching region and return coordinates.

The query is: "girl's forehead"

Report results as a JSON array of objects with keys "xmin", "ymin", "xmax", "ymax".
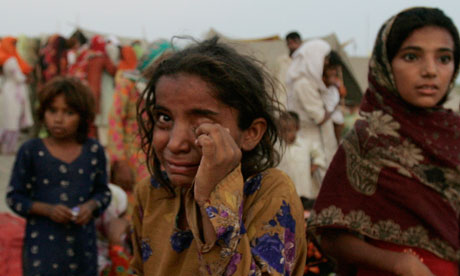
[
  {"xmin": 155, "ymin": 74, "xmax": 219, "ymax": 102},
  {"xmin": 400, "ymin": 26, "xmax": 454, "ymax": 49},
  {"xmin": 49, "ymin": 93, "xmax": 77, "ymax": 109}
]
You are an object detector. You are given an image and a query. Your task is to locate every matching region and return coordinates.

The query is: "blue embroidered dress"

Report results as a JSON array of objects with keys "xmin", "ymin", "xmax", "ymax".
[
  {"xmin": 6, "ymin": 138, "xmax": 111, "ymax": 276},
  {"xmin": 130, "ymin": 166, "xmax": 307, "ymax": 275}
]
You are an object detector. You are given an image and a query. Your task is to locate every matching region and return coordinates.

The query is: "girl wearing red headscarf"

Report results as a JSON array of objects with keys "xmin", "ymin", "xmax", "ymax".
[{"xmin": 309, "ymin": 7, "xmax": 460, "ymax": 276}]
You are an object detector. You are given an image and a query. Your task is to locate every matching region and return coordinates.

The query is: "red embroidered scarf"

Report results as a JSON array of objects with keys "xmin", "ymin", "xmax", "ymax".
[{"xmin": 309, "ymin": 13, "xmax": 460, "ymax": 262}]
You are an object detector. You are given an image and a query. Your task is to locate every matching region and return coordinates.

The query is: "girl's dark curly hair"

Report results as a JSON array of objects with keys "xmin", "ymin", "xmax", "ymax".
[
  {"xmin": 137, "ymin": 36, "xmax": 282, "ymax": 193},
  {"xmin": 38, "ymin": 76, "xmax": 95, "ymax": 144}
]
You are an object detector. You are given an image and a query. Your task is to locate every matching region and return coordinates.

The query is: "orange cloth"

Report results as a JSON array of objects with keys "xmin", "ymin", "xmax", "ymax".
[
  {"xmin": 118, "ymin": 46, "xmax": 137, "ymax": 71},
  {"xmin": 0, "ymin": 36, "xmax": 32, "ymax": 74},
  {"xmin": 87, "ymin": 55, "xmax": 117, "ymax": 113}
]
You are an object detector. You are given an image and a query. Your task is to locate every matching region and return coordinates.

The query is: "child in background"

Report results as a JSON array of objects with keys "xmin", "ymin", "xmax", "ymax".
[
  {"xmin": 6, "ymin": 76, "xmax": 111, "ymax": 276},
  {"xmin": 310, "ymin": 7, "xmax": 460, "ymax": 275},
  {"xmin": 96, "ymin": 184, "xmax": 134, "ymax": 276},
  {"xmin": 277, "ymin": 111, "xmax": 326, "ymax": 202},
  {"xmin": 131, "ymin": 37, "xmax": 306, "ymax": 275},
  {"xmin": 321, "ymin": 51, "xmax": 345, "ymax": 143}
]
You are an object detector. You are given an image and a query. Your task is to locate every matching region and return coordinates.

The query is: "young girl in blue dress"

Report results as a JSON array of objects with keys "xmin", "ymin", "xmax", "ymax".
[{"xmin": 6, "ymin": 76, "xmax": 111, "ymax": 276}]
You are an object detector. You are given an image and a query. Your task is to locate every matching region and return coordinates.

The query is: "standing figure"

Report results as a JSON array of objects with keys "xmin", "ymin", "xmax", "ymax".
[
  {"xmin": 0, "ymin": 36, "xmax": 33, "ymax": 154},
  {"xmin": 6, "ymin": 77, "xmax": 111, "ymax": 275},
  {"xmin": 39, "ymin": 34, "xmax": 69, "ymax": 83},
  {"xmin": 309, "ymin": 7, "xmax": 460, "ymax": 276},
  {"xmin": 286, "ymin": 39, "xmax": 338, "ymax": 168},
  {"xmin": 277, "ymin": 111, "xmax": 326, "ymax": 200},
  {"xmin": 131, "ymin": 37, "xmax": 307, "ymax": 275},
  {"xmin": 68, "ymin": 35, "xmax": 117, "ymax": 135}
]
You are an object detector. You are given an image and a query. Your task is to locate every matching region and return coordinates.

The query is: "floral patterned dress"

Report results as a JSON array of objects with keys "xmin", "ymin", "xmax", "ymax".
[
  {"xmin": 130, "ymin": 166, "xmax": 307, "ymax": 275},
  {"xmin": 6, "ymin": 138, "xmax": 111, "ymax": 276},
  {"xmin": 107, "ymin": 70, "xmax": 148, "ymax": 184}
]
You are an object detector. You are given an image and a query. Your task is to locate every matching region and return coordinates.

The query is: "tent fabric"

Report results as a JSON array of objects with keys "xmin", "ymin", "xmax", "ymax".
[{"xmin": 205, "ymin": 29, "xmax": 364, "ymax": 105}]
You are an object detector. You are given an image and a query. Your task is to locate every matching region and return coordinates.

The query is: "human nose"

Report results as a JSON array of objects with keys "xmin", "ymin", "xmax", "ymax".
[
  {"xmin": 53, "ymin": 111, "xmax": 64, "ymax": 123},
  {"xmin": 422, "ymin": 57, "xmax": 437, "ymax": 77},
  {"xmin": 167, "ymin": 123, "xmax": 194, "ymax": 153}
]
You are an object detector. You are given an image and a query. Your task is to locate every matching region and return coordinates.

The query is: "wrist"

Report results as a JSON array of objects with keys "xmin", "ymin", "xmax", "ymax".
[
  {"xmin": 87, "ymin": 200, "xmax": 99, "ymax": 211},
  {"xmin": 195, "ymin": 196, "xmax": 210, "ymax": 208}
]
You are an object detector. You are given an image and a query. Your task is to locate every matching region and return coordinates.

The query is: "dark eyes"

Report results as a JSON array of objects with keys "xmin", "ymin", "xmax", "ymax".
[
  {"xmin": 153, "ymin": 111, "xmax": 172, "ymax": 128},
  {"xmin": 439, "ymin": 55, "xmax": 452, "ymax": 64},
  {"xmin": 157, "ymin": 114, "xmax": 171, "ymax": 123},
  {"xmin": 402, "ymin": 53, "xmax": 418, "ymax": 62},
  {"xmin": 401, "ymin": 52, "xmax": 452, "ymax": 64}
]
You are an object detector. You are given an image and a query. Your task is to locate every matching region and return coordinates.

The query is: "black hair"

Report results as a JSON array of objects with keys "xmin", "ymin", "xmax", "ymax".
[
  {"xmin": 137, "ymin": 36, "xmax": 282, "ymax": 193},
  {"xmin": 286, "ymin": 32, "xmax": 301, "ymax": 41},
  {"xmin": 38, "ymin": 77, "xmax": 95, "ymax": 144},
  {"xmin": 326, "ymin": 50, "xmax": 342, "ymax": 67},
  {"xmin": 387, "ymin": 7, "xmax": 460, "ymax": 73},
  {"xmin": 70, "ymin": 30, "xmax": 88, "ymax": 46}
]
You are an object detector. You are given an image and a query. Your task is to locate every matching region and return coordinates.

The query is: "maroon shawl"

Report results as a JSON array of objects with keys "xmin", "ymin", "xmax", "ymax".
[{"xmin": 309, "ymin": 14, "xmax": 460, "ymax": 261}]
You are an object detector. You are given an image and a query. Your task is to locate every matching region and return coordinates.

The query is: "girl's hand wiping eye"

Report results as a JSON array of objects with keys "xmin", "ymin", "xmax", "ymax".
[{"xmin": 193, "ymin": 123, "xmax": 242, "ymax": 206}]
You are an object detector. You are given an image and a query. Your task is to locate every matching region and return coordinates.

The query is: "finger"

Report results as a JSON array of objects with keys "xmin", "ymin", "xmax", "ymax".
[
  {"xmin": 196, "ymin": 134, "xmax": 216, "ymax": 161},
  {"xmin": 56, "ymin": 208, "xmax": 73, "ymax": 219},
  {"xmin": 196, "ymin": 124, "xmax": 236, "ymax": 153}
]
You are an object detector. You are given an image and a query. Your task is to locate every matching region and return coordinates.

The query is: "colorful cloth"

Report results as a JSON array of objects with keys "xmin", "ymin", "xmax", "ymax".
[
  {"xmin": 355, "ymin": 240, "xmax": 458, "ymax": 275},
  {"xmin": 138, "ymin": 40, "xmax": 173, "ymax": 71},
  {"xmin": 130, "ymin": 166, "xmax": 307, "ymax": 275},
  {"xmin": 0, "ymin": 36, "xmax": 32, "ymax": 74},
  {"xmin": 39, "ymin": 34, "xmax": 68, "ymax": 82},
  {"xmin": 309, "ymin": 13, "xmax": 460, "ymax": 263},
  {"xmin": 118, "ymin": 46, "xmax": 138, "ymax": 71},
  {"xmin": 67, "ymin": 35, "xmax": 117, "ymax": 114},
  {"xmin": 6, "ymin": 138, "xmax": 111, "ymax": 275},
  {"xmin": 0, "ymin": 213, "xmax": 26, "ymax": 276},
  {"xmin": 107, "ymin": 70, "xmax": 148, "ymax": 184},
  {"xmin": 100, "ymin": 245, "xmax": 135, "ymax": 276},
  {"xmin": 96, "ymin": 184, "xmax": 131, "ymax": 275}
]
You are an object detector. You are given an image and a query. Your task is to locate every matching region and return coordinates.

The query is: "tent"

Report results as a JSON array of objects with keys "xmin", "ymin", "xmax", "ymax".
[{"xmin": 205, "ymin": 29, "xmax": 364, "ymax": 106}]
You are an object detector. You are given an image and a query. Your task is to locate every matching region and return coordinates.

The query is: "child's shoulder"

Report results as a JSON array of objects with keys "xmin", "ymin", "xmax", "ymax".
[
  {"xmin": 18, "ymin": 138, "xmax": 43, "ymax": 152},
  {"xmin": 248, "ymin": 168, "xmax": 298, "ymax": 199}
]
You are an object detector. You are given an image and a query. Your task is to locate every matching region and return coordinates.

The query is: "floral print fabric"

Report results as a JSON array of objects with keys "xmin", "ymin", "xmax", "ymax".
[
  {"xmin": 130, "ymin": 167, "xmax": 306, "ymax": 275},
  {"xmin": 107, "ymin": 71, "xmax": 148, "ymax": 184},
  {"xmin": 309, "ymin": 13, "xmax": 460, "ymax": 262}
]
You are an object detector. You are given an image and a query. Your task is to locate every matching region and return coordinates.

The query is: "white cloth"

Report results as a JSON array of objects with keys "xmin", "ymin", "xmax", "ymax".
[
  {"xmin": 277, "ymin": 138, "xmax": 326, "ymax": 199},
  {"xmin": 322, "ymin": 86, "xmax": 344, "ymax": 124},
  {"xmin": 0, "ymin": 57, "xmax": 33, "ymax": 131},
  {"xmin": 285, "ymin": 39, "xmax": 338, "ymax": 166},
  {"xmin": 95, "ymin": 183, "xmax": 128, "ymax": 273}
]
